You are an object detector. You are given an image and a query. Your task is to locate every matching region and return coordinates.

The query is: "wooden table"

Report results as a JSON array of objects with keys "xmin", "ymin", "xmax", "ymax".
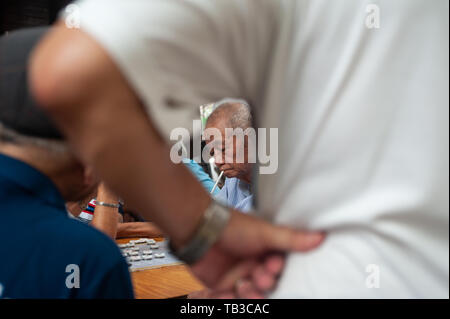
[{"xmin": 116, "ymin": 237, "xmax": 205, "ymax": 299}]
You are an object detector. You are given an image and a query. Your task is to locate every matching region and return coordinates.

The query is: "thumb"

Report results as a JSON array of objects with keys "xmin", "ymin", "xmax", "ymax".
[{"xmin": 261, "ymin": 223, "xmax": 325, "ymax": 252}]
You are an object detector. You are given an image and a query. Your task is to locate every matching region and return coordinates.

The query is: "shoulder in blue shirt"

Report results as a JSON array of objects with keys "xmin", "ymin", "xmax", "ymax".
[{"xmin": 0, "ymin": 154, "xmax": 133, "ymax": 299}]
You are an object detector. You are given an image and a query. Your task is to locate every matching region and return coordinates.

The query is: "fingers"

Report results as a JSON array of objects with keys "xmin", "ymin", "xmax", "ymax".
[
  {"xmin": 235, "ymin": 279, "xmax": 264, "ymax": 299},
  {"xmin": 261, "ymin": 223, "xmax": 325, "ymax": 252},
  {"xmin": 214, "ymin": 259, "xmax": 258, "ymax": 291},
  {"xmin": 191, "ymin": 212, "xmax": 324, "ymax": 298},
  {"xmin": 216, "ymin": 255, "xmax": 285, "ymax": 298},
  {"xmin": 187, "ymin": 289, "xmax": 213, "ymax": 299},
  {"xmin": 263, "ymin": 254, "xmax": 285, "ymax": 275},
  {"xmin": 250, "ymin": 254, "xmax": 283, "ymax": 293},
  {"xmin": 252, "ymin": 264, "xmax": 276, "ymax": 291},
  {"xmin": 190, "ymin": 248, "xmax": 235, "ymax": 287}
]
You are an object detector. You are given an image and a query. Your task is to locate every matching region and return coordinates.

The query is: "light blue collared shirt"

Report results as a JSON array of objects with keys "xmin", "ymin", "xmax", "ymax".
[{"xmin": 216, "ymin": 177, "xmax": 253, "ymax": 212}]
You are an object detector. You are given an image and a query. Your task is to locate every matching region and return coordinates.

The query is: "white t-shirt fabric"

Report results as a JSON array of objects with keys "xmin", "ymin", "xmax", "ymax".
[{"xmin": 66, "ymin": 0, "xmax": 449, "ymax": 298}]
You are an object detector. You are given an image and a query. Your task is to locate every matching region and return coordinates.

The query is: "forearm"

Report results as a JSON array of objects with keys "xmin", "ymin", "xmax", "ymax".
[
  {"xmin": 30, "ymin": 24, "xmax": 209, "ymax": 247},
  {"xmin": 116, "ymin": 222, "xmax": 164, "ymax": 239},
  {"xmin": 90, "ymin": 208, "xmax": 119, "ymax": 239},
  {"xmin": 91, "ymin": 185, "xmax": 120, "ymax": 239},
  {"xmin": 74, "ymin": 111, "xmax": 208, "ymax": 246}
]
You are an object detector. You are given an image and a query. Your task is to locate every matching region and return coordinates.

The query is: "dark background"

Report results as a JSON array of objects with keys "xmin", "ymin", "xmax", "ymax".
[{"xmin": 1, "ymin": 0, "xmax": 72, "ymax": 35}]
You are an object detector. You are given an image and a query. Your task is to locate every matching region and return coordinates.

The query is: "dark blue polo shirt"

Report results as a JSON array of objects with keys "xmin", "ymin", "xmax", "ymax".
[{"xmin": 0, "ymin": 153, "xmax": 134, "ymax": 298}]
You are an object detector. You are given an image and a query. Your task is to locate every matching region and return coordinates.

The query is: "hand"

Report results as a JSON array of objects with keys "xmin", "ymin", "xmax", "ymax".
[
  {"xmin": 188, "ymin": 254, "xmax": 287, "ymax": 299},
  {"xmin": 190, "ymin": 210, "xmax": 324, "ymax": 297}
]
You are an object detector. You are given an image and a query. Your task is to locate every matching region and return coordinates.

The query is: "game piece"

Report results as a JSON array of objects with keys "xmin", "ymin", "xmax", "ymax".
[
  {"xmin": 130, "ymin": 256, "xmax": 141, "ymax": 261},
  {"xmin": 124, "ymin": 239, "xmax": 183, "ymax": 271}
]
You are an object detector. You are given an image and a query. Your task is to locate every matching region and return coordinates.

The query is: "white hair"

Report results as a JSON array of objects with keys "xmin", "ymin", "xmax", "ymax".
[{"xmin": 208, "ymin": 98, "xmax": 253, "ymax": 129}]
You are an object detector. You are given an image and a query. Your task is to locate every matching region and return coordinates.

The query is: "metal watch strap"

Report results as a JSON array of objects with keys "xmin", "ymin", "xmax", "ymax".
[
  {"xmin": 168, "ymin": 200, "xmax": 231, "ymax": 265},
  {"xmin": 95, "ymin": 201, "xmax": 120, "ymax": 208}
]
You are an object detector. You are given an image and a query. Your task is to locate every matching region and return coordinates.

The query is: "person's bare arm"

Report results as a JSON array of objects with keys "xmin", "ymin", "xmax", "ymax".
[
  {"xmin": 116, "ymin": 222, "xmax": 163, "ymax": 239},
  {"xmin": 30, "ymin": 23, "xmax": 208, "ymax": 248},
  {"xmin": 30, "ymin": 24, "xmax": 324, "ymax": 293}
]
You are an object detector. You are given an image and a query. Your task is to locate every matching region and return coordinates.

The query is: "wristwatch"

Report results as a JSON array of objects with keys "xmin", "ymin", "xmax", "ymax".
[
  {"xmin": 168, "ymin": 200, "xmax": 231, "ymax": 265},
  {"xmin": 95, "ymin": 200, "xmax": 120, "ymax": 208}
]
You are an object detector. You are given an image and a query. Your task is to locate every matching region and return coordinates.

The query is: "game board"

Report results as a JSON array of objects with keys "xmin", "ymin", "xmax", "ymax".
[{"xmin": 118, "ymin": 238, "xmax": 183, "ymax": 272}]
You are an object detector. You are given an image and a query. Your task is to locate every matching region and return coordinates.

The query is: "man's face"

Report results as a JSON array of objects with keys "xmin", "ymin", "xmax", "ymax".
[{"xmin": 205, "ymin": 119, "xmax": 252, "ymax": 181}]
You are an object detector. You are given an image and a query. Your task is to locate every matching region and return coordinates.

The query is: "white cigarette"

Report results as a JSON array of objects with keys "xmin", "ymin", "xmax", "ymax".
[{"xmin": 210, "ymin": 171, "xmax": 224, "ymax": 194}]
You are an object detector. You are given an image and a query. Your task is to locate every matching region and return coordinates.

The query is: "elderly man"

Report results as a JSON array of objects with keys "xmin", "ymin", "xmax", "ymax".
[{"xmin": 205, "ymin": 100, "xmax": 254, "ymax": 212}]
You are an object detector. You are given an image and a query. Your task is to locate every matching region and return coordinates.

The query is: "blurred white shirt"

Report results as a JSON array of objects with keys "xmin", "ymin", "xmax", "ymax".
[{"xmin": 70, "ymin": 0, "xmax": 449, "ymax": 298}]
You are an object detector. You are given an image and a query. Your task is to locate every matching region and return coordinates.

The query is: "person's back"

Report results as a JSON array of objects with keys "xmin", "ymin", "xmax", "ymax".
[
  {"xmin": 0, "ymin": 154, "xmax": 133, "ymax": 298},
  {"xmin": 255, "ymin": 0, "xmax": 449, "ymax": 298}
]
